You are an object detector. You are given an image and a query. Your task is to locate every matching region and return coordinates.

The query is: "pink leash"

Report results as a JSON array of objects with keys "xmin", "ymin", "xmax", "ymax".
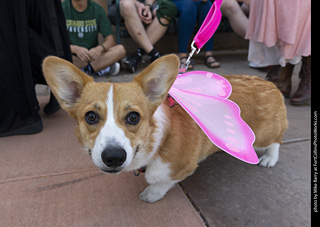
[{"xmin": 180, "ymin": 0, "xmax": 223, "ymax": 73}]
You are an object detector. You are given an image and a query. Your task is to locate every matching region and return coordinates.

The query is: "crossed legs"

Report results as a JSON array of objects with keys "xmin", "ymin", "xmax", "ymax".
[
  {"xmin": 72, "ymin": 45, "xmax": 126, "ymax": 72},
  {"xmin": 119, "ymin": 0, "xmax": 168, "ymax": 54}
]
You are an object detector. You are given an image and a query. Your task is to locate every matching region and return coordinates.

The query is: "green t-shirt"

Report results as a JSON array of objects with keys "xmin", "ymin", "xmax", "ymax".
[{"xmin": 62, "ymin": 0, "xmax": 113, "ymax": 49}]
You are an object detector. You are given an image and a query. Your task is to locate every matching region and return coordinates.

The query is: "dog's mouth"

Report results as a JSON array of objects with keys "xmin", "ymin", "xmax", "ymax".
[
  {"xmin": 101, "ymin": 168, "xmax": 121, "ymax": 174},
  {"xmin": 133, "ymin": 145, "xmax": 140, "ymax": 158}
]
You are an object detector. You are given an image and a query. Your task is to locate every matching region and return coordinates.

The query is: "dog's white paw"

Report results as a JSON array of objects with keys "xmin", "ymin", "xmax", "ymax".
[
  {"xmin": 139, "ymin": 181, "xmax": 176, "ymax": 203},
  {"xmin": 259, "ymin": 154, "xmax": 278, "ymax": 168},
  {"xmin": 139, "ymin": 185, "xmax": 166, "ymax": 203},
  {"xmin": 258, "ymin": 143, "xmax": 280, "ymax": 168}
]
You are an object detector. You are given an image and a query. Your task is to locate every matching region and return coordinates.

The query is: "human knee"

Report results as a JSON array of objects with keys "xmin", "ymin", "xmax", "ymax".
[
  {"xmin": 116, "ymin": 44, "xmax": 126, "ymax": 58},
  {"xmin": 108, "ymin": 45, "xmax": 126, "ymax": 60},
  {"xmin": 120, "ymin": 0, "xmax": 136, "ymax": 17},
  {"xmin": 221, "ymin": 0, "xmax": 241, "ymax": 16}
]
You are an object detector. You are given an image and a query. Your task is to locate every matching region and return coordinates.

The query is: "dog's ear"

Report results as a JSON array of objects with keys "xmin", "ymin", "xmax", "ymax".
[
  {"xmin": 134, "ymin": 54, "xmax": 179, "ymax": 110},
  {"xmin": 42, "ymin": 56, "xmax": 94, "ymax": 112}
]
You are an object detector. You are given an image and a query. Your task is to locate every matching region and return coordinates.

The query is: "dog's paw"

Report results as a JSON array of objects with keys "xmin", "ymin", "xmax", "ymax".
[
  {"xmin": 139, "ymin": 185, "xmax": 165, "ymax": 203},
  {"xmin": 258, "ymin": 143, "xmax": 280, "ymax": 168},
  {"xmin": 259, "ymin": 154, "xmax": 278, "ymax": 168},
  {"xmin": 139, "ymin": 181, "xmax": 177, "ymax": 203}
]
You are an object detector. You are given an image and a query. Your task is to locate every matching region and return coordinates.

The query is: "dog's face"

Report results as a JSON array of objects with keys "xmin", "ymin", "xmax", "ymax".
[{"xmin": 42, "ymin": 55, "xmax": 179, "ymax": 174}]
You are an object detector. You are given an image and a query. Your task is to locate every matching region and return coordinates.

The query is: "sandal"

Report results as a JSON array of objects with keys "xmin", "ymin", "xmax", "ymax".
[
  {"xmin": 180, "ymin": 57, "xmax": 195, "ymax": 70},
  {"xmin": 204, "ymin": 55, "xmax": 220, "ymax": 68}
]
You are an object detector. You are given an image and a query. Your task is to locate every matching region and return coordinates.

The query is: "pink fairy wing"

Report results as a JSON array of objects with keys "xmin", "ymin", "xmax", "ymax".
[
  {"xmin": 169, "ymin": 71, "xmax": 258, "ymax": 164},
  {"xmin": 171, "ymin": 71, "xmax": 231, "ymax": 98}
]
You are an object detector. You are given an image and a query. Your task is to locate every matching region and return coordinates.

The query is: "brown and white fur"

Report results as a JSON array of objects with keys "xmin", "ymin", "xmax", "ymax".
[{"xmin": 42, "ymin": 55, "xmax": 288, "ymax": 203}]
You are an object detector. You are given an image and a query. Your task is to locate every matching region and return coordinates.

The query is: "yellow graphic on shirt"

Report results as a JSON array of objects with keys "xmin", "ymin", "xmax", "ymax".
[{"xmin": 66, "ymin": 19, "xmax": 97, "ymax": 38}]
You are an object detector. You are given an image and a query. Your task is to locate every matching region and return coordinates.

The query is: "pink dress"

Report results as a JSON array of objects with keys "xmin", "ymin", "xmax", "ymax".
[{"xmin": 245, "ymin": 0, "xmax": 311, "ymax": 67}]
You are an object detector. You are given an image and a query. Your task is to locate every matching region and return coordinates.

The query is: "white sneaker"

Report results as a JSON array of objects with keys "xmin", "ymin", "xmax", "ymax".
[
  {"xmin": 108, "ymin": 62, "xmax": 120, "ymax": 76},
  {"xmin": 96, "ymin": 66, "xmax": 110, "ymax": 76}
]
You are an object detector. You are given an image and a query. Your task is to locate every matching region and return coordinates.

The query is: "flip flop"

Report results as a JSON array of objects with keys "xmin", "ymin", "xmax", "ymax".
[
  {"xmin": 180, "ymin": 57, "xmax": 195, "ymax": 70},
  {"xmin": 204, "ymin": 55, "xmax": 220, "ymax": 68}
]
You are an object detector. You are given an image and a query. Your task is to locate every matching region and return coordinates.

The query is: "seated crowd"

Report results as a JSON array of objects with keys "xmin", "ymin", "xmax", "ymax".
[{"xmin": 62, "ymin": 0, "xmax": 222, "ymax": 76}]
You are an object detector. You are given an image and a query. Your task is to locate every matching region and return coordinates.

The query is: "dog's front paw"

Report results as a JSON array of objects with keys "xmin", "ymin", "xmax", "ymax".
[
  {"xmin": 259, "ymin": 143, "xmax": 280, "ymax": 168},
  {"xmin": 258, "ymin": 143, "xmax": 280, "ymax": 168},
  {"xmin": 139, "ymin": 181, "xmax": 176, "ymax": 203},
  {"xmin": 259, "ymin": 154, "xmax": 278, "ymax": 168},
  {"xmin": 139, "ymin": 185, "xmax": 166, "ymax": 203}
]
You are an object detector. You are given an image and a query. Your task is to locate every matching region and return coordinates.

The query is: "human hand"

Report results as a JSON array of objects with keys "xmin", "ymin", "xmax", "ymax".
[
  {"xmin": 89, "ymin": 46, "xmax": 103, "ymax": 61},
  {"xmin": 74, "ymin": 46, "xmax": 92, "ymax": 62},
  {"xmin": 137, "ymin": 3, "xmax": 152, "ymax": 24}
]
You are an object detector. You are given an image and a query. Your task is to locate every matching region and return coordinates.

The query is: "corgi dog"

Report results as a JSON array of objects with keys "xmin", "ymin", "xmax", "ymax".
[{"xmin": 42, "ymin": 55, "xmax": 288, "ymax": 203}]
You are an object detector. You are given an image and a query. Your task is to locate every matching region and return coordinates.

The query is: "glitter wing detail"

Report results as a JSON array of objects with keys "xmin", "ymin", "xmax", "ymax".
[{"xmin": 168, "ymin": 71, "xmax": 258, "ymax": 164}]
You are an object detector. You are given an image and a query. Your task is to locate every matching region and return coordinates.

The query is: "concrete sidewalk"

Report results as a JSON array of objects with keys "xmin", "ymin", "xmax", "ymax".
[{"xmin": 0, "ymin": 51, "xmax": 311, "ymax": 226}]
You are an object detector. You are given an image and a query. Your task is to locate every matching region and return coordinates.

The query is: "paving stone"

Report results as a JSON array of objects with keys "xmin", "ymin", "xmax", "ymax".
[
  {"xmin": 180, "ymin": 141, "xmax": 311, "ymax": 227},
  {"xmin": 0, "ymin": 97, "xmax": 205, "ymax": 227}
]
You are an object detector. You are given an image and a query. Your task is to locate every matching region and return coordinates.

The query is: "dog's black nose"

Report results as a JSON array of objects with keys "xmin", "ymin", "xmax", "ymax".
[{"xmin": 101, "ymin": 147, "xmax": 127, "ymax": 168}]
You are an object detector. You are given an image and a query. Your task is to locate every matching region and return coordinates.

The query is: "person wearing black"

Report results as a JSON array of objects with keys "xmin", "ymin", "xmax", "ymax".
[{"xmin": 0, "ymin": 0, "xmax": 72, "ymax": 137}]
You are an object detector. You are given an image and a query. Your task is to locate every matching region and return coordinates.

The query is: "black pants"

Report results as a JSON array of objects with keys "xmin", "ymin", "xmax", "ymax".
[{"xmin": 0, "ymin": 0, "xmax": 72, "ymax": 133}]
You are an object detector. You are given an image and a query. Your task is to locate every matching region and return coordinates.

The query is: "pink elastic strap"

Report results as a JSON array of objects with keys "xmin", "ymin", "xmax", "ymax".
[{"xmin": 193, "ymin": 0, "xmax": 222, "ymax": 50}]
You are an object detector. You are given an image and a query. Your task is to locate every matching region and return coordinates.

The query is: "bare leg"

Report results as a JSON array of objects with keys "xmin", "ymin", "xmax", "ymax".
[
  {"xmin": 72, "ymin": 55, "xmax": 88, "ymax": 69},
  {"xmin": 90, "ymin": 45, "xmax": 126, "ymax": 72},
  {"xmin": 120, "ymin": 0, "xmax": 153, "ymax": 53},
  {"xmin": 146, "ymin": 18, "xmax": 168, "ymax": 45},
  {"xmin": 221, "ymin": 0, "xmax": 248, "ymax": 38}
]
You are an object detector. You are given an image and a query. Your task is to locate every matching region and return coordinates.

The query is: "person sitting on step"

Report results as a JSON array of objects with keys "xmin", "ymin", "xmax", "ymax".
[{"xmin": 62, "ymin": 0, "xmax": 126, "ymax": 76}]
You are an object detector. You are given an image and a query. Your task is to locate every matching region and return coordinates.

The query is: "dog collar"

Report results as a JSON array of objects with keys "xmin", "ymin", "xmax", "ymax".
[
  {"xmin": 167, "ymin": 95, "xmax": 175, "ymax": 108},
  {"xmin": 133, "ymin": 166, "xmax": 146, "ymax": 176}
]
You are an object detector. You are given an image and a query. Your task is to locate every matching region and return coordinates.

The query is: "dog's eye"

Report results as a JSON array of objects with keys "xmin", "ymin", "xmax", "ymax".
[
  {"xmin": 126, "ymin": 112, "xmax": 140, "ymax": 125},
  {"xmin": 85, "ymin": 111, "xmax": 99, "ymax": 124}
]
